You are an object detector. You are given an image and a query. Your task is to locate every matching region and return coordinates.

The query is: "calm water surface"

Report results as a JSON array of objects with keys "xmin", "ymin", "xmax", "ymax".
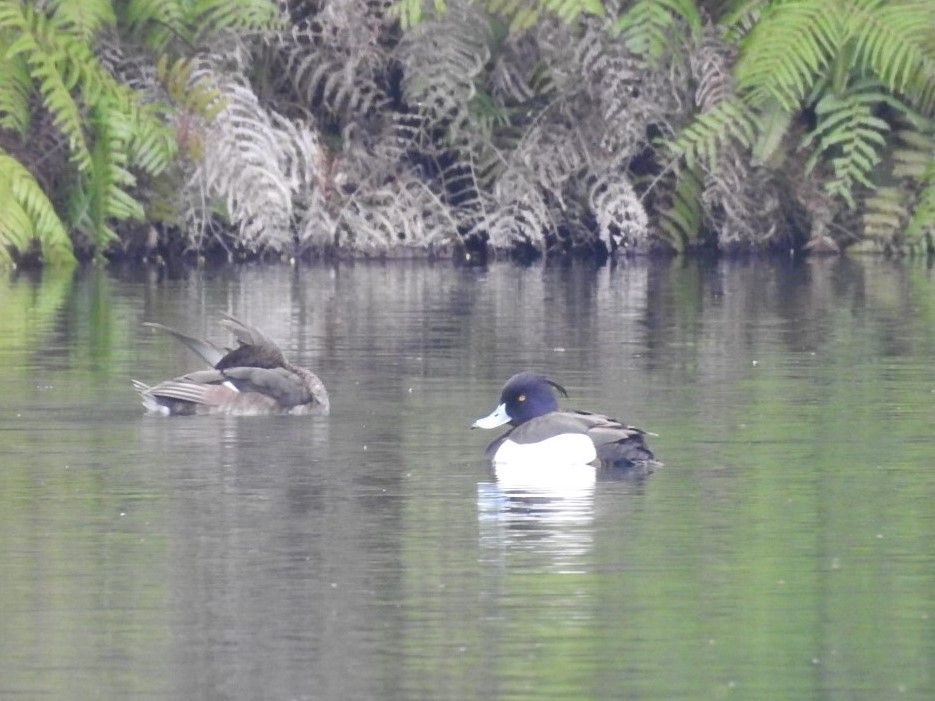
[{"xmin": 0, "ymin": 258, "xmax": 932, "ymax": 700}]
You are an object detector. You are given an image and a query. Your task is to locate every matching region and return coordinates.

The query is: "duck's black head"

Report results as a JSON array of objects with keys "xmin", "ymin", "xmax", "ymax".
[{"xmin": 472, "ymin": 371, "xmax": 568, "ymax": 429}]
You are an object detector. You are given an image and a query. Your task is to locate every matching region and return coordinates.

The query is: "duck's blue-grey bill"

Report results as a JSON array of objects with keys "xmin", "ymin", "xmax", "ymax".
[{"xmin": 471, "ymin": 403, "xmax": 511, "ymax": 429}]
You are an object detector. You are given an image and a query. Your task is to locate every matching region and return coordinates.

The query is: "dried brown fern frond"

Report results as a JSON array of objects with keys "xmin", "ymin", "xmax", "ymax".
[
  {"xmin": 184, "ymin": 67, "xmax": 322, "ymax": 254},
  {"xmin": 272, "ymin": 0, "xmax": 393, "ymax": 124},
  {"xmin": 590, "ymin": 173, "xmax": 650, "ymax": 252},
  {"xmin": 396, "ymin": 0, "xmax": 491, "ymax": 140}
]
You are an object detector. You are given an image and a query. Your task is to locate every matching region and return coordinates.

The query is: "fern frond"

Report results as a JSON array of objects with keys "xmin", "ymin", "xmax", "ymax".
[
  {"xmin": 481, "ymin": 162, "xmax": 556, "ymax": 251},
  {"xmin": 803, "ymin": 80, "xmax": 891, "ymax": 208},
  {"xmin": 616, "ymin": 0, "xmax": 702, "ymax": 61},
  {"xmin": 0, "ymin": 52, "xmax": 31, "ymax": 133},
  {"xmin": 47, "ymin": 0, "xmax": 116, "ymax": 39},
  {"xmin": 191, "ymin": 0, "xmax": 280, "ymax": 35},
  {"xmin": 690, "ymin": 24, "xmax": 737, "ymax": 110},
  {"xmin": 862, "ymin": 185, "xmax": 909, "ymax": 240},
  {"xmin": 862, "ymin": 118, "xmax": 935, "ymax": 243},
  {"xmin": 891, "ymin": 121, "xmax": 935, "ymax": 180},
  {"xmin": 1, "ymin": 4, "xmax": 93, "ymax": 170},
  {"xmin": 669, "ymin": 98, "xmax": 757, "ymax": 170},
  {"xmin": 720, "ymin": 0, "xmax": 769, "ymax": 38},
  {"xmin": 121, "ymin": 0, "xmax": 188, "ymax": 50},
  {"xmin": 904, "ymin": 165, "xmax": 935, "ymax": 246},
  {"xmin": 187, "ymin": 71, "xmax": 321, "ymax": 253},
  {"xmin": 69, "ymin": 98, "xmax": 154, "ymax": 250},
  {"xmin": 590, "ymin": 174, "xmax": 649, "ymax": 251},
  {"xmin": 656, "ymin": 164, "xmax": 703, "ymax": 251},
  {"xmin": 277, "ymin": 4, "xmax": 392, "ymax": 125},
  {"xmin": 847, "ymin": 0, "xmax": 935, "ymax": 115},
  {"xmin": 735, "ymin": 1, "xmax": 843, "ymax": 110},
  {"xmin": 486, "ymin": 0, "xmax": 606, "ymax": 31},
  {"xmin": 0, "ymin": 152, "xmax": 75, "ymax": 266},
  {"xmin": 398, "ymin": 0, "xmax": 491, "ymax": 139},
  {"xmin": 396, "ymin": 0, "xmax": 606, "ymax": 31},
  {"xmin": 393, "ymin": 0, "xmax": 448, "ymax": 29}
]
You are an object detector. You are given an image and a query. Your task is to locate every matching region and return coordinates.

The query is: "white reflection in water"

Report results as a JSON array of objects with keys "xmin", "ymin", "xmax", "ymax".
[{"xmin": 476, "ymin": 466, "xmax": 596, "ymax": 573}]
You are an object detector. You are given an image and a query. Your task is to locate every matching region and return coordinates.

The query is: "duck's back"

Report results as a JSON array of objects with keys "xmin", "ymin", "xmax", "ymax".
[{"xmin": 488, "ymin": 410, "xmax": 655, "ymax": 469}]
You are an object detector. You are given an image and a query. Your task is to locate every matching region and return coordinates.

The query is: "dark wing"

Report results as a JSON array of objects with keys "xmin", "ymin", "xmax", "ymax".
[
  {"xmin": 143, "ymin": 322, "xmax": 225, "ymax": 367},
  {"xmin": 570, "ymin": 411, "xmax": 655, "ymax": 468},
  {"xmin": 221, "ymin": 366, "xmax": 311, "ymax": 408},
  {"xmin": 216, "ymin": 315, "xmax": 285, "ymax": 370}
]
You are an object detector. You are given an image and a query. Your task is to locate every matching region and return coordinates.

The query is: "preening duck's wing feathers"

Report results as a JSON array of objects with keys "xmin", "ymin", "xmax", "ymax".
[
  {"xmin": 216, "ymin": 315, "xmax": 285, "ymax": 370},
  {"xmin": 218, "ymin": 314, "xmax": 274, "ymax": 345},
  {"xmin": 221, "ymin": 366, "xmax": 311, "ymax": 408},
  {"xmin": 144, "ymin": 378, "xmax": 240, "ymax": 407},
  {"xmin": 142, "ymin": 322, "xmax": 225, "ymax": 367}
]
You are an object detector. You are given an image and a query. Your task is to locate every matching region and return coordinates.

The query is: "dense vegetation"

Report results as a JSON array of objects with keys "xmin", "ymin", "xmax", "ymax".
[{"xmin": 0, "ymin": 0, "xmax": 933, "ymax": 267}]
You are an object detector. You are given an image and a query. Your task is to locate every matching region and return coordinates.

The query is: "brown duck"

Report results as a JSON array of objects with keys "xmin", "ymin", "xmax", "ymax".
[{"xmin": 132, "ymin": 315, "xmax": 329, "ymax": 416}]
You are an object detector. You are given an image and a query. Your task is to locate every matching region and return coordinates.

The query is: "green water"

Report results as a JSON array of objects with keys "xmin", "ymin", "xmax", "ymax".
[{"xmin": 0, "ymin": 258, "xmax": 932, "ymax": 699}]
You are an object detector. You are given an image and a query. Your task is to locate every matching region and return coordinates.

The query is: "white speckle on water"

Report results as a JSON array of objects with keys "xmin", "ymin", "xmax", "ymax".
[
  {"xmin": 120, "ymin": 512, "xmax": 126, "ymax": 517},
  {"xmin": 751, "ymin": 360, "xmax": 759, "ymax": 366},
  {"xmin": 552, "ymin": 347, "xmax": 566, "ymax": 353}
]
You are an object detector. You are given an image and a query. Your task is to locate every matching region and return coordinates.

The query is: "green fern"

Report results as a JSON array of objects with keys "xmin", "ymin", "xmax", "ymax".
[
  {"xmin": 2, "ymin": 3, "xmax": 94, "ymax": 170},
  {"xmin": 46, "ymin": 0, "xmax": 116, "ymax": 39},
  {"xmin": 0, "ymin": 152, "xmax": 76, "ymax": 266},
  {"xmin": 847, "ymin": 0, "xmax": 935, "ymax": 115},
  {"xmin": 191, "ymin": 0, "xmax": 279, "ymax": 35},
  {"xmin": 735, "ymin": 1, "xmax": 842, "ymax": 110},
  {"xmin": 803, "ymin": 80, "xmax": 890, "ymax": 208},
  {"xmin": 904, "ymin": 164, "xmax": 935, "ymax": 248},
  {"xmin": 121, "ymin": 0, "xmax": 187, "ymax": 50},
  {"xmin": 736, "ymin": 0, "xmax": 935, "ymax": 114},
  {"xmin": 70, "ymin": 100, "xmax": 148, "ymax": 248},
  {"xmin": 656, "ymin": 164, "xmax": 704, "ymax": 251},
  {"xmin": 119, "ymin": 0, "xmax": 278, "ymax": 50},
  {"xmin": 862, "ymin": 118, "xmax": 935, "ymax": 245},
  {"xmin": 616, "ymin": 0, "xmax": 702, "ymax": 61},
  {"xmin": 668, "ymin": 97, "xmax": 757, "ymax": 171},
  {"xmin": 0, "ymin": 51, "xmax": 31, "ymax": 133}
]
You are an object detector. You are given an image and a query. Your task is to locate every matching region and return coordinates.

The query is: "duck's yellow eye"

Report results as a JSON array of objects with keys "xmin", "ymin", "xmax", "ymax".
[{"xmin": 518, "ymin": 394, "xmax": 526, "ymax": 402}]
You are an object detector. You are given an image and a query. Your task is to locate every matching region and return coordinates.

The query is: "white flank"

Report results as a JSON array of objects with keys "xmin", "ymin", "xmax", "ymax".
[{"xmin": 492, "ymin": 434, "xmax": 597, "ymax": 492}]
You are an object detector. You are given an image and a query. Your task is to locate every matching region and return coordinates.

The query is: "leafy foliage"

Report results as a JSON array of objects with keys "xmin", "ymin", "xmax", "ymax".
[
  {"xmin": 0, "ymin": 152, "xmax": 75, "ymax": 266},
  {"xmin": 2, "ymin": 0, "xmax": 933, "ymax": 264},
  {"xmin": 658, "ymin": 0, "xmax": 935, "ymax": 252},
  {"xmin": 0, "ymin": 0, "xmax": 181, "ymax": 264},
  {"xmin": 395, "ymin": 0, "xmax": 606, "ymax": 31}
]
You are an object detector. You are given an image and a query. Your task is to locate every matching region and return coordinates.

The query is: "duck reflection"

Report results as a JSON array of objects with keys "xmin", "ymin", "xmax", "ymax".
[{"xmin": 476, "ymin": 468, "xmax": 596, "ymax": 572}]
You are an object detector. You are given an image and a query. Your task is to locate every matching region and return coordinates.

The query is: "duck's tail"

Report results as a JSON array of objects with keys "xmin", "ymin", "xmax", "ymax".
[{"xmin": 130, "ymin": 379, "xmax": 169, "ymax": 416}]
